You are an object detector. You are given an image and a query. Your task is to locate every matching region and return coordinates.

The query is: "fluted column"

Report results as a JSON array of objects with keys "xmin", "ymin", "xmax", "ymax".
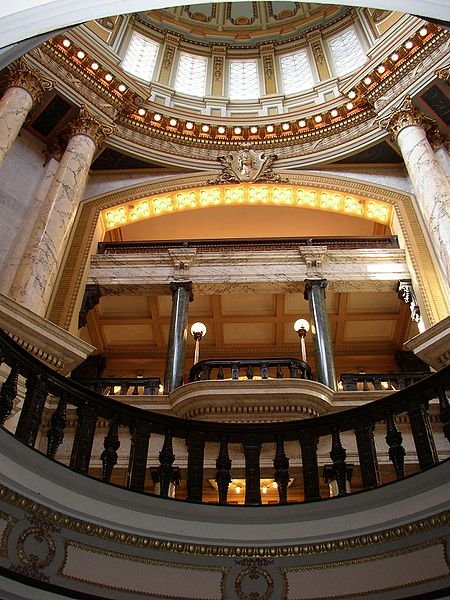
[
  {"xmin": 9, "ymin": 106, "xmax": 114, "ymax": 315},
  {"xmin": 379, "ymin": 96, "xmax": 450, "ymax": 283},
  {"xmin": 164, "ymin": 281, "xmax": 193, "ymax": 394},
  {"xmin": 304, "ymin": 279, "xmax": 337, "ymax": 391},
  {"xmin": 0, "ymin": 59, "xmax": 53, "ymax": 167}
]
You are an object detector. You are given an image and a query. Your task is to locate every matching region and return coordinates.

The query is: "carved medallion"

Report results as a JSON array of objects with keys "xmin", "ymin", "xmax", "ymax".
[{"xmin": 212, "ymin": 147, "xmax": 288, "ymax": 184}]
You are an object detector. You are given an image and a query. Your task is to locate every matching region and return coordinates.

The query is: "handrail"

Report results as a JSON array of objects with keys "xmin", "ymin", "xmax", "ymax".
[
  {"xmin": 189, "ymin": 358, "xmax": 312, "ymax": 382},
  {"xmin": 72, "ymin": 376, "xmax": 161, "ymax": 395},
  {"xmin": 97, "ymin": 235, "xmax": 399, "ymax": 254},
  {"xmin": 0, "ymin": 328, "xmax": 449, "ymax": 506}
]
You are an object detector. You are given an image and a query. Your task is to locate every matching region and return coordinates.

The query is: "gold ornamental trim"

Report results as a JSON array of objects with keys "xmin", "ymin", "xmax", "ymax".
[
  {"xmin": 66, "ymin": 104, "xmax": 115, "ymax": 149},
  {"xmin": 0, "ymin": 484, "xmax": 448, "ymax": 559},
  {"xmin": 7, "ymin": 58, "xmax": 54, "ymax": 105},
  {"xmin": 377, "ymin": 96, "xmax": 425, "ymax": 142}
]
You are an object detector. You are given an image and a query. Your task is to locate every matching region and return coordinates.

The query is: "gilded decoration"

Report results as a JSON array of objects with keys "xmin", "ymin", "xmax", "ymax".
[
  {"xmin": 435, "ymin": 64, "xmax": 450, "ymax": 83},
  {"xmin": 312, "ymin": 41, "xmax": 325, "ymax": 65},
  {"xmin": 213, "ymin": 56, "xmax": 224, "ymax": 81},
  {"xmin": 0, "ymin": 484, "xmax": 448, "ymax": 559},
  {"xmin": 7, "ymin": 58, "xmax": 54, "ymax": 104},
  {"xmin": 163, "ymin": 45, "xmax": 175, "ymax": 70},
  {"xmin": 426, "ymin": 123, "xmax": 447, "ymax": 151},
  {"xmin": 66, "ymin": 105, "xmax": 115, "ymax": 148},
  {"xmin": 263, "ymin": 56, "xmax": 274, "ymax": 79},
  {"xmin": 211, "ymin": 148, "xmax": 288, "ymax": 184},
  {"xmin": 234, "ymin": 558, "xmax": 275, "ymax": 600},
  {"xmin": 378, "ymin": 96, "xmax": 426, "ymax": 142}
]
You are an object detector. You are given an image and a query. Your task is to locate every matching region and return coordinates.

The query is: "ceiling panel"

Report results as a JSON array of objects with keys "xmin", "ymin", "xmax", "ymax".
[
  {"xmin": 190, "ymin": 295, "xmax": 213, "ymax": 317},
  {"xmin": 346, "ymin": 292, "xmax": 400, "ymax": 314},
  {"xmin": 103, "ymin": 324, "xmax": 154, "ymax": 344},
  {"xmin": 284, "ymin": 293, "xmax": 308, "ymax": 315},
  {"xmin": 223, "ymin": 323, "xmax": 274, "ymax": 344},
  {"xmin": 221, "ymin": 293, "xmax": 276, "ymax": 316},
  {"xmin": 99, "ymin": 296, "xmax": 150, "ymax": 318},
  {"xmin": 343, "ymin": 320, "xmax": 397, "ymax": 342}
]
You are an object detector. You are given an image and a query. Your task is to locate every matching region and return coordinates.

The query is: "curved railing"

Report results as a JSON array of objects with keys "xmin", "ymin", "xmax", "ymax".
[
  {"xmin": 189, "ymin": 358, "xmax": 312, "ymax": 382},
  {"xmin": 0, "ymin": 328, "xmax": 449, "ymax": 506}
]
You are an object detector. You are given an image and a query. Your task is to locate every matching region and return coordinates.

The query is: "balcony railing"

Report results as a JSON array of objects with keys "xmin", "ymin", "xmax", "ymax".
[
  {"xmin": 0, "ymin": 328, "xmax": 449, "ymax": 506},
  {"xmin": 97, "ymin": 235, "xmax": 399, "ymax": 255},
  {"xmin": 72, "ymin": 376, "xmax": 161, "ymax": 395},
  {"xmin": 189, "ymin": 358, "xmax": 312, "ymax": 382},
  {"xmin": 340, "ymin": 372, "xmax": 429, "ymax": 391}
]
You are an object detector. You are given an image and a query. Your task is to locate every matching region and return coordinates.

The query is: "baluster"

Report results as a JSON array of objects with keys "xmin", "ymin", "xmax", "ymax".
[
  {"xmin": 47, "ymin": 393, "xmax": 67, "ymax": 459},
  {"xmin": 186, "ymin": 432, "xmax": 206, "ymax": 502},
  {"xmin": 101, "ymin": 415, "xmax": 121, "ymax": 482},
  {"xmin": 128, "ymin": 420, "xmax": 151, "ymax": 492},
  {"xmin": 373, "ymin": 377, "xmax": 382, "ymax": 391},
  {"xmin": 215, "ymin": 436, "xmax": 231, "ymax": 505},
  {"xmin": 217, "ymin": 366, "xmax": 224, "ymax": 380},
  {"xmin": 231, "ymin": 362, "xmax": 239, "ymax": 380},
  {"xmin": 353, "ymin": 418, "xmax": 380, "ymax": 489},
  {"xmin": 289, "ymin": 361, "xmax": 298, "ymax": 378},
  {"xmin": 261, "ymin": 363, "xmax": 269, "ymax": 380},
  {"xmin": 246, "ymin": 365, "xmax": 254, "ymax": 380},
  {"xmin": 132, "ymin": 384, "xmax": 139, "ymax": 395},
  {"xmin": 363, "ymin": 377, "xmax": 369, "ymax": 391},
  {"xmin": 298, "ymin": 429, "xmax": 321, "ymax": 501},
  {"xmin": 436, "ymin": 385, "xmax": 450, "ymax": 443},
  {"xmin": 276, "ymin": 364, "xmax": 283, "ymax": 379},
  {"xmin": 0, "ymin": 362, "xmax": 19, "ymax": 426},
  {"xmin": 70, "ymin": 402, "xmax": 98, "ymax": 475},
  {"xmin": 158, "ymin": 430, "xmax": 175, "ymax": 498},
  {"xmin": 330, "ymin": 428, "xmax": 348, "ymax": 496},
  {"xmin": 273, "ymin": 434, "xmax": 289, "ymax": 504},
  {"xmin": 120, "ymin": 384, "xmax": 128, "ymax": 395},
  {"xmin": 398, "ymin": 376, "xmax": 406, "ymax": 390},
  {"xmin": 407, "ymin": 399, "xmax": 438, "ymax": 470},
  {"xmin": 15, "ymin": 373, "xmax": 48, "ymax": 447},
  {"xmin": 243, "ymin": 433, "xmax": 262, "ymax": 506},
  {"xmin": 385, "ymin": 411, "xmax": 405, "ymax": 479}
]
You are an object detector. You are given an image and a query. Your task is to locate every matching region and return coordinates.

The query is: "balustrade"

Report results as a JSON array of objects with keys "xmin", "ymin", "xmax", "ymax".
[
  {"xmin": 189, "ymin": 358, "xmax": 312, "ymax": 382},
  {"xmin": 340, "ymin": 372, "xmax": 429, "ymax": 391},
  {"xmin": 0, "ymin": 328, "xmax": 449, "ymax": 506},
  {"xmin": 73, "ymin": 376, "xmax": 161, "ymax": 396}
]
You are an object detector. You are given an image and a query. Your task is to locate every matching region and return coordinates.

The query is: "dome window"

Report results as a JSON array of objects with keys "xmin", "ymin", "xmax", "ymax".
[
  {"xmin": 280, "ymin": 50, "xmax": 314, "ymax": 95},
  {"xmin": 174, "ymin": 52, "xmax": 208, "ymax": 97},
  {"xmin": 328, "ymin": 27, "xmax": 367, "ymax": 77},
  {"xmin": 122, "ymin": 32, "xmax": 159, "ymax": 82},
  {"xmin": 229, "ymin": 60, "xmax": 260, "ymax": 100}
]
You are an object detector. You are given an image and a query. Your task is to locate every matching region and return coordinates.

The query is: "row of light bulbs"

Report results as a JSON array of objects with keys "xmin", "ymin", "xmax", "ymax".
[{"xmin": 57, "ymin": 24, "xmax": 431, "ymax": 141}]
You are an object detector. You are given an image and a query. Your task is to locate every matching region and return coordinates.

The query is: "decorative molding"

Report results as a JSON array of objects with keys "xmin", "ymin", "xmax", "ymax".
[
  {"xmin": 210, "ymin": 149, "xmax": 288, "ymax": 184},
  {"xmin": 66, "ymin": 105, "xmax": 115, "ymax": 149},
  {"xmin": 378, "ymin": 96, "xmax": 425, "ymax": 142},
  {"xmin": 397, "ymin": 280, "xmax": 421, "ymax": 323},
  {"xmin": 7, "ymin": 58, "xmax": 54, "ymax": 104}
]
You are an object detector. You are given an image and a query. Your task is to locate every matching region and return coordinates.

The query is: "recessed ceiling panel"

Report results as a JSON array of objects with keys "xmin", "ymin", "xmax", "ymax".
[
  {"xmin": 99, "ymin": 296, "xmax": 150, "ymax": 318},
  {"xmin": 157, "ymin": 296, "xmax": 172, "ymax": 318},
  {"xmin": 221, "ymin": 294, "xmax": 276, "ymax": 316},
  {"xmin": 284, "ymin": 293, "xmax": 308, "ymax": 315},
  {"xmin": 103, "ymin": 324, "xmax": 154, "ymax": 345},
  {"xmin": 223, "ymin": 323, "xmax": 274, "ymax": 344},
  {"xmin": 343, "ymin": 320, "xmax": 397, "ymax": 341},
  {"xmin": 347, "ymin": 292, "xmax": 400, "ymax": 314},
  {"xmin": 190, "ymin": 295, "xmax": 213, "ymax": 317}
]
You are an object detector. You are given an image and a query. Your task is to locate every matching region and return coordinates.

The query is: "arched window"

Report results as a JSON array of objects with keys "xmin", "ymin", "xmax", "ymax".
[
  {"xmin": 328, "ymin": 27, "xmax": 367, "ymax": 76},
  {"xmin": 280, "ymin": 50, "xmax": 314, "ymax": 94},
  {"xmin": 229, "ymin": 60, "xmax": 260, "ymax": 100},
  {"xmin": 174, "ymin": 52, "xmax": 208, "ymax": 97},
  {"xmin": 122, "ymin": 32, "xmax": 159, "ymax": 82}
]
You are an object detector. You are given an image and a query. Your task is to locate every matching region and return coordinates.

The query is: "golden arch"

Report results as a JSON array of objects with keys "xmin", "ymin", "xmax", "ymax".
[
  {"xmin": 102, "ymin": 183, "xmax": 391, "ymax": 231},
  {"xmin": 48, "ymin": 172, "xmax": 449, "ymax": 332}
]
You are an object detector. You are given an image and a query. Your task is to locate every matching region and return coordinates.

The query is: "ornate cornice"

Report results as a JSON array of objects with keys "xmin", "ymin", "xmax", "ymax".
[
  {"xmin": 7, "ymin": 58, "xmax": 54, "ymax": 104},
  {"xmin": 435, "ymin": 63, "xmax": 450, "ymax": 83},
  {"xmin": 66, "ymin": 105, "xmax": 115, "ymax": 148}
]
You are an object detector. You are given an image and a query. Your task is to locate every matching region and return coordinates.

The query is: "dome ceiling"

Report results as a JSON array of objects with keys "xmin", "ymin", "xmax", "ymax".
[{"xmin": 139, "ymin": 2, "xmax": 350, "ymax": 45}]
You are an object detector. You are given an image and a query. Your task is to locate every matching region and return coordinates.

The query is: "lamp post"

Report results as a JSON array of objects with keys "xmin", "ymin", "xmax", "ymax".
[
  {"xmin": 191, "ymin": 322, "xmax": 207, "ymax": 365},
  {"xmin": 294, "ymin": 318, "xmax": 309, "ymax": 363}
]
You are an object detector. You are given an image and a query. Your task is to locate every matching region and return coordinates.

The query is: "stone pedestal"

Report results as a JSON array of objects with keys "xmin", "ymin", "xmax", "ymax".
[
  {"xmin": 304, "ymin": 279, "xmax": 337, "ymax": 391},
  {"xmin": 164, "ymin": 281, "xmax": 193, "ymax": 393}
]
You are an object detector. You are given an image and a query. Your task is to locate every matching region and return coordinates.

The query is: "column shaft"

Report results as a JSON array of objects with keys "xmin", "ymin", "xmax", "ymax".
[
  {"xmin": 164, "ymin": 282, "xmax": 193, "ymax": 393},
  {"xmin": 0, "ymin": 87, "xmax": 33, "ymax": 167},
  {"xmin": 304, "ymin": 279, "xmax": 337, "ymax": 391}
]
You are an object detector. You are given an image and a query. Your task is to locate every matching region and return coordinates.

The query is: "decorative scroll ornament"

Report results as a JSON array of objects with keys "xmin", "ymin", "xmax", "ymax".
[
  {"xmin": 66, "ymin": 105, "xmax": 115, "ymax": 148},
  {"xmin": 426, "ymin": 123, "xmax": 446, "ymax": 151},
  {"xmin": 377, "ymin": 96, "xmax": 425, "ymax": 142},
  {"xmin": 211, "ymin": 147, "xmax": 288, "ymax": 184},
  {"xmin": 435, "ymin": 64, "xmax": 450, "ymax": 83},
  {"xmin": 397, "ymin": 280, "xmax": 421, "ymax": 322},
  {"xmin": 7, "ymin": 58, "xmax": 54, "ymax": 104}
]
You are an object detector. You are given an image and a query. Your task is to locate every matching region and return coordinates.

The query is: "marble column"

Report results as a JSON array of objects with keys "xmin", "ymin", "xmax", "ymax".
[
  {"xmin": 0, "ymin": 140, "xmax": 63, "ymax": 295},
  {"xmin": 0, "ymin": 58, "xmax": 53, "ymax": 167},
  {"xmin": 9, "ymin": 106, "xmax": 114, "ymax": 315},
  {"xmin": 428, "ymin": 125, "xmax": 450, "ymax": 186},
  {"xmin": 164, "ymin": 281, "xmax": 193, "ymax": 394},
  {"xmin": 379, "ymin": 96, "xmax": 450, "ymax": 284},
  {"xmin": 304, "ymin": 279, "xmax": 337, "ymax": 391}
]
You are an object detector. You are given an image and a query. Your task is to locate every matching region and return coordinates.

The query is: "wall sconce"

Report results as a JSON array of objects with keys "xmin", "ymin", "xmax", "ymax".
[
  {"xmin": 294, "ymin": 318, "xmax": 310, "ymax": 363},
  {"xmin": 190, "ymin": 322, "xmax": 207, "ymax": 365}
]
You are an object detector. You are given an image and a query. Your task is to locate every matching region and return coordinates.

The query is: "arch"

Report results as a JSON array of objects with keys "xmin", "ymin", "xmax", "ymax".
[
  {"xmin": 1, "ymin": 1, "xmax": 449, "ymax": 50},
  {"xmin": 48, "ymin": 171, "xmax": 450, "ymax": 334}
]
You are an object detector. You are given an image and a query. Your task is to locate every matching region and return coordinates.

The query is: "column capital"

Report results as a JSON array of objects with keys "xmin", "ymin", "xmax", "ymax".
[
  {"xmin": 426, "ymin": 123, "xmax": 447, "ymax": 151},
  {"xmin": 66, "ymin": 105, "xmax": 115, "ymax": 149},
  {"xmin": 7, "ymin": 58, "xmax": 54, "ymax": 105},
  {"xmin": 304, "ymin": 278, "xmax": 328, "ymax": 300},
  {"xmin": 377, "ymin": 96, "xmax": 425, "ymax": 142},
  {"xmin": 169, "ymin": 281, "xmax": 194, "ymax": 301}
]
